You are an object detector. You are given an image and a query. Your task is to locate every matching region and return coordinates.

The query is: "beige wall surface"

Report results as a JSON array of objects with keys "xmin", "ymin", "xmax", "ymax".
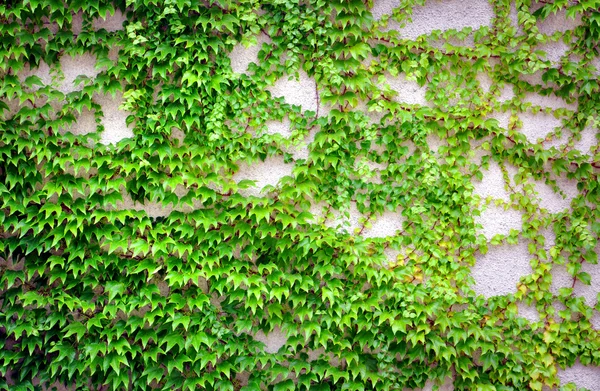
[
  {"xmin": 4, "ymin": 0, "xmax": 600, "ymax": 390},
  {"xmin": 225, "ymin": 14, "xmax": 600, "ymax": 391}
]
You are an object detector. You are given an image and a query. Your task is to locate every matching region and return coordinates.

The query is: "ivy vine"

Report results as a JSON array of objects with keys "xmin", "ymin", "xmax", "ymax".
[{"xmin": 1, "ymin": 0, "xmax": 599, "ymax": 390}]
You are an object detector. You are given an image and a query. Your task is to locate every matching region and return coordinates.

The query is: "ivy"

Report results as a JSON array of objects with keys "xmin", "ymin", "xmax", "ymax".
[{"xmin": 1, "ymin": 0, "xmax": 600, "ymax": 390}]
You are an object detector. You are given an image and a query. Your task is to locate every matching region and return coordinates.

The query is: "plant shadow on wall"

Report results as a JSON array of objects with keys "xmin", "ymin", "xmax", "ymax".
[{"xmin": 1, "ymin": 0, "xmax": 600, "ymax": 390}]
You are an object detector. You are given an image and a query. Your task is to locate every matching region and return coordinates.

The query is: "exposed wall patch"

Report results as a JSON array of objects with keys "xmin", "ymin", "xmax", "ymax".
[{"xmin": 472, "ymin": 243, "xmax": 532, "ymax": 297}]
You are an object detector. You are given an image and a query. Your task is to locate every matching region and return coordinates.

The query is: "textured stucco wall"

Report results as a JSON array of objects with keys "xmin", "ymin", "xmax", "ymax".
[
  {"xmin": 7, "ymin": 1, "xmax": 600, "ymax": 390},
  {"xmin": 223, "ymin": 1, "xmax": 600, "ymax": 388}
]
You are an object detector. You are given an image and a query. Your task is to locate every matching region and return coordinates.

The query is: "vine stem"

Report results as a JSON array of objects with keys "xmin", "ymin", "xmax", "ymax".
[
  {"xmin": 504, "ymin": 134, "xmax": 600, "ymax": 170},
  {"xmin": 314, "ymin": 82, "xmax": 320, "ymax": 119}
]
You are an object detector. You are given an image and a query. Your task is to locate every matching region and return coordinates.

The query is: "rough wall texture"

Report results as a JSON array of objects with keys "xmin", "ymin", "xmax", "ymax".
[
  {"xmin": 8, "ymin": 1, "xmax": 599, "ymax": 389},
  {"xmin": 215, "ymin": 0, "xmax": 600, "ymax": 387}
]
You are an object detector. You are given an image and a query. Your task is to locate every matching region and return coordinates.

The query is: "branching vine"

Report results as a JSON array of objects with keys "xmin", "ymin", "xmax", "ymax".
[{"xmin": 0, "ymin": 0, "xmax": 599, "ymax": 390}]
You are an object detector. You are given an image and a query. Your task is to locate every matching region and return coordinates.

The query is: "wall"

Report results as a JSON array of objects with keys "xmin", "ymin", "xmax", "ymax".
[
  {"xmin": 227, "ymin": 8, "xmax": 598, "ymax": 390},
  {"xmin": 4, "ymin": 0, "xmax": 600, "ymax": 389}
]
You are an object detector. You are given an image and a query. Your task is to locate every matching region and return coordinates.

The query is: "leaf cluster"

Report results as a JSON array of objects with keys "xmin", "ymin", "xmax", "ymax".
[{"xmin": 1, "ymin": 0, "xmax": 599, "ymax": 390}]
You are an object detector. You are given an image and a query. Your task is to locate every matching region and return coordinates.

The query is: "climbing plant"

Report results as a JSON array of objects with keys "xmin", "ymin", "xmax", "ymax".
[{"xmin": 1, "ymin": 0, "xmax": 599, "ymax": 390}]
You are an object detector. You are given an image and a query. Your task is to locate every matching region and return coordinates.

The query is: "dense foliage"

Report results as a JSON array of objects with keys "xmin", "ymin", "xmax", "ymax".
[{"xmin": 1, "ymin": 0, "xmax": 600, "ymax": 389}]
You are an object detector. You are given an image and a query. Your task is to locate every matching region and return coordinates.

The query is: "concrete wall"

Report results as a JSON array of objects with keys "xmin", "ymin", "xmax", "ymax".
[
  {"xmin": 228, "ymin": 11, "xmax": 599, "ymax": 391},
  {"xmin": 217, "ymin": 1, "xmax": 600, "ymax": 387},
  {"xmin": 5, "ymin": 1, "xmax": 599, "ymax": 389}
]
